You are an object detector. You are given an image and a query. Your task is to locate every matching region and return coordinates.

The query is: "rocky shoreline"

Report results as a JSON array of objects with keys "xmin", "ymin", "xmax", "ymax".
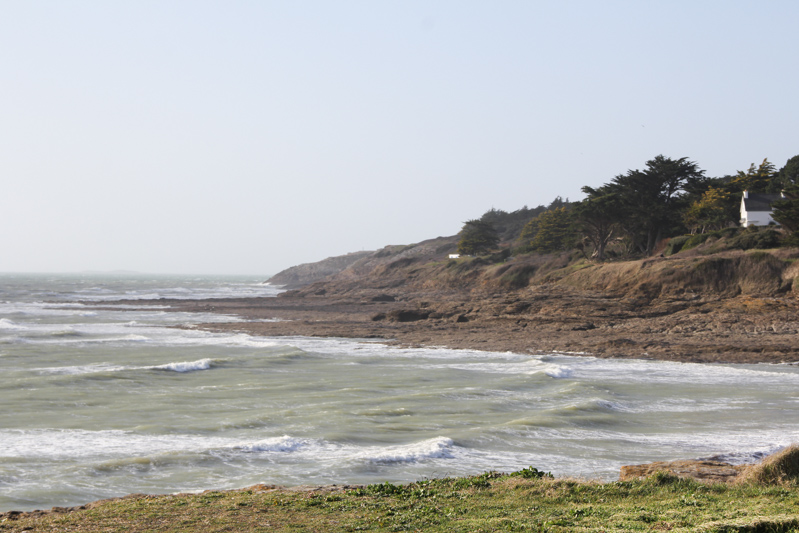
[{"xmin": 149, "ymin": 280, "xmax": 799, "ymax": 365}]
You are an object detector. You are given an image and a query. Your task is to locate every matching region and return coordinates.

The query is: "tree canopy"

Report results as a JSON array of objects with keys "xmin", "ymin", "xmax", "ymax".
[
  {"xmin": 456, "ymin": 152, "xmax": 799, "ymax": 263},
  {"xmin": 605, "ymin": 155, "xmax": 705, "ymax": 255},
  {"xmin": 457, "ymin": 219, "xmax": 500, "ymax": 256}
]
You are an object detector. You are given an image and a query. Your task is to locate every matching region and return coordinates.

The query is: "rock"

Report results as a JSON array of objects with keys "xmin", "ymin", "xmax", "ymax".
[
  {"xmin": 387, "ymin": 309, "xmax": 430, "ymax": 322},
  {"xmin": 619, "ymin": 459, "xmax": 746, "ymax": 483}
]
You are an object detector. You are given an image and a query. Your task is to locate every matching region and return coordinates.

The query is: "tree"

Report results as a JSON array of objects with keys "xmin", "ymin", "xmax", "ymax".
[
  {"xmin": 731, "ymin": 158, "xmax": 778, "ymax": 193},
  {"xmin": 608, "ymin": 155, "xmax": 705, "ymax": 255},
  {"xmin": 574, "ymin": 185, "xmax": 621, "ymax": 260},
  {"xmin": 526, "ymin": 207, "xmax": 579, "ymax": 253},
  {"xmin": 772, "ymin": 184, "xmax": 799, "ymax": 246},
  {"xmin": 457, "ymin": 219, "xmax": 499, "ymax": 255},
  {"xmin": 683, "ymin": 187, "xmax": 735, "ymax": 234},
  {"xmin": 778, "ymin": 155, "xmax": 799, "ymax": 188}
]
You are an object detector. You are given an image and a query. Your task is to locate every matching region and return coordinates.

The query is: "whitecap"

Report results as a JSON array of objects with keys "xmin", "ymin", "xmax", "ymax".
[
  {"xmin": 37, "ymin": 363, "xmax": 128, "ymax": 375},
  {"xmin": 359, "ymin": 437, "xmax": 455, "ymax": 464},
  {"xmin": 543, "ymin": 365, "xmax": 572, "ymax": 379},
  {"xmin": 234, "ymin": 436, "xmax": 308, "ymax": 453},
  {"xmin": 0, "ymin": 318, "xmax": 27, "ymax": 330},
  {"xmin": 151, "ymin": 358, "xmax": 215, "ymax": 372}
]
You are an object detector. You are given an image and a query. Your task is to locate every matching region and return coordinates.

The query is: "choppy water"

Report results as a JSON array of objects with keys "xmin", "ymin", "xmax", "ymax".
[{"xmin": 2, "ymin": 273, "xmax": 799, "ymax": 511}]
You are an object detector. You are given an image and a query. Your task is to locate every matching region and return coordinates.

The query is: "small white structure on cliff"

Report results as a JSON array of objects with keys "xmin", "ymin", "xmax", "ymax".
[{"xmin": 740, "ymin": 191, "xmax": 784, "ymax": 227}]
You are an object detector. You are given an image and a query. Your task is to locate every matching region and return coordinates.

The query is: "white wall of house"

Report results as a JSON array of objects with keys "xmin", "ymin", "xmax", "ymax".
[
  {"xmin": 741, "ymin": 209, "xmax": 776, "ymax": 226},
  {"xmin": 740, "ymin": 191, "xmax": 778, "ymax": 226}
]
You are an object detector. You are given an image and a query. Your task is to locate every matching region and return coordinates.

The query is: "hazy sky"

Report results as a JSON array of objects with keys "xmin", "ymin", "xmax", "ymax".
[{"xmin": 2, "ymin": 1, "xmax": 798, "ymax": 275}]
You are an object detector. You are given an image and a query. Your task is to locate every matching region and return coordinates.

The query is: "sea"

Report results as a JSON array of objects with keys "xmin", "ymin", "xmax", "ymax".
[{"xmin": 2, "ymin": 273, "xmax": 799, "ymax": 511}]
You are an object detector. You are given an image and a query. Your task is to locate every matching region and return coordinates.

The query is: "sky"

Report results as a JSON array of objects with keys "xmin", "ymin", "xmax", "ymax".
[{"xmin": 2, "ymin": 1, "xmax": 798, "ymax": 275}]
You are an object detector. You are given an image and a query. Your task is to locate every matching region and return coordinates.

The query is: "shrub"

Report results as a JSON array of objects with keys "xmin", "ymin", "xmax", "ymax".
[
  {"xmin": 497, "ymin": 264, "xmax": 539, "ymax": 289},
  {"xmin": 664, "ymin": 235, "xmax": 691, "ymax": 255},
  {"xmin": 510, "ymin": 466, "xmax": 553, "ymax": 479},
  {"xmin": 728, "ymin": 228, "xmax": 781, "ymax": 251}
]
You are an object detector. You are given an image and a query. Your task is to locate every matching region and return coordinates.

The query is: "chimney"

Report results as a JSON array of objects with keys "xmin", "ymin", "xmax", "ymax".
[{"xmin": 743, "ymin": 190, "xmax": 749, "ymax": 199}]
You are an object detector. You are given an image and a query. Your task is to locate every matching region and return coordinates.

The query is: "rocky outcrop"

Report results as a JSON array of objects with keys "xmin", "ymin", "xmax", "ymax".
[
  {"xmin": 620, "ymin": 446, "xmax": 799, "ymax": 485},
  {"xmin": 267, "ymin": 251, "xmax": 374, "ymax": 289},
  {"xmin": 268, "ymin": 236, "xmax": 459, "ymax": 290},
  {"xmin": 619, "ymin": 460, "xmax": 746, "ymax": 483}
]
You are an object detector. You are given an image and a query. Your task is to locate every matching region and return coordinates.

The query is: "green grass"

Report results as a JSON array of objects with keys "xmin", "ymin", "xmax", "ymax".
[{"xmin": 4, "ymin": 469, "xmax": 799, "ymax": 532}]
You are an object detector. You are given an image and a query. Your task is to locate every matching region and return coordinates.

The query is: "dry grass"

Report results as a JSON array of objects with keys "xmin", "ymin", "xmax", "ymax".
[{"xmin": 737, "ymin": 445, "xmax": 799, "ymax": 486}]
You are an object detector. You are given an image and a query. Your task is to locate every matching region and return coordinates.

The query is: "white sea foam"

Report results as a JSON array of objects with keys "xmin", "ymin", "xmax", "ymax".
[
  {"xmin": 36, "ymin": 357, "xmax": 219, "ymax": 375},
  {"xmin": 358, "ymin": 437, "xmax": 456, "ymax": 464},
  {"xmin": 151, "ymin": 358, "xmax": 215, "ymax": 372},
  {"xmin": 234, "ymin": 436, "xmax": 309, "ymax": 453},
  {"xmin": 542, "ymin": 365, "xmax": 572, "ymax": 378},
  {"xmin": 0, "ymin": 428, "xmax": 316, "ymax": 461},
  {"xmin": 0, "ymin": 319, "xmax": 26, "ymax": 330},
  {"xmin": 566, "ymin": 356, "xmax": 799, "ymax": 386},
  {"xmin": 161, "ymin": 332, "xmax": 279, "ymax": 349},
  {"xmin": 37, "ymin": 363, "xmax": 128, "ymax": 375}
]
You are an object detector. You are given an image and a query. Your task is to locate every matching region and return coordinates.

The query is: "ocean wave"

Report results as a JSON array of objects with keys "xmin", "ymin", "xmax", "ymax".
[
  {"xmin": 49, "ymin": 328, "xmax": 84, "ymax": 338},
  {"xmin": 566, "ymin": 357, "xmax": 799, "ymax": 386},
  {"xmin": 233, "ymin": 436, "xmax": 309, "ymax": 453},
  {"xmin": 37, "ymin": 357, "xmax": 219, "ymax": 375},
  {"xmin": 358, "ymin": 437, "xmax": 455, "ymax": 464},
  {"xmin": 37, "ymin": 363, "xmax": 128, "ymax": 375},
  {"xmin": 151, "ymin": 358, "xmax": 215, "ymax": 372},
  {"xmin": 542, "ymin": 365, "xmax": 572, "ymax": 379},
  {"xmin": 162, "ymin": 332, "xmax": 279, "ymax": 349},
  {"xmin": 594, "ymin": 399, "xmax": 631, "ymax": 412},
  {"xmin": 0, "ymin": 319, "xmax": 27, "ymax": 330}
]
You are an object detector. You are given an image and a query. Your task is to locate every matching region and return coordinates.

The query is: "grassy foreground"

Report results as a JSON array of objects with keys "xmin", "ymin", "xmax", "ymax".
[{"xmin": 3, "ymin": 468, "xmax": 799, "ymax": 533}]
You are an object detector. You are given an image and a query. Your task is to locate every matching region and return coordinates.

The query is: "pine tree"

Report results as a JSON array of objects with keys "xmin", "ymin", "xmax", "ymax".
[{"xmin": 457, "ymin": 220, "xmax": 499, "ymax": 255}]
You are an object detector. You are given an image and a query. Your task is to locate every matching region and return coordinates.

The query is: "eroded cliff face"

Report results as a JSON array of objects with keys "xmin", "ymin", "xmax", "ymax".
[
  {"xmin": 268, "ymin": 236, "xmax": 459, "ymax": 290},
  {"xmin": 282, "ymin": 245, "xmax": 799, "ymax": 304},
  {"xmin": 252, "ymin": 245, "xmax": 799, "ymax": 364}
]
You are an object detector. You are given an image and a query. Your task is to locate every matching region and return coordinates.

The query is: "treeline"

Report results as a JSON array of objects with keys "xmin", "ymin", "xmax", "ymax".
[{"xmin": 457, "ymin": 153, "xmax": 799, "ymax": 260}]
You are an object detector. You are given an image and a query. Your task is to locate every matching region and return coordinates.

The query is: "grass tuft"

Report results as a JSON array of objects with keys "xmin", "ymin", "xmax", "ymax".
[{"xmin": 737, "ymin": 444, "xmax": 799, "ymax": 486}]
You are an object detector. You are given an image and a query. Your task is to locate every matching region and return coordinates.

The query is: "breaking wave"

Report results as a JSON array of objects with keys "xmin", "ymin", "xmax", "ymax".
[
  {"xmin": 357, "ymin": 437, "xmax": 456, "ymax": 464},
  {"xmin": 0, "ymin": 319, "xmax": 26, "ymax": 330},
  {"xmin": 233, "ymin": 436, "xmax": 309, "ymax": 453},
  {"xmin": 151, "ymin": 358, "xmax": 216, "ymax": 372}
]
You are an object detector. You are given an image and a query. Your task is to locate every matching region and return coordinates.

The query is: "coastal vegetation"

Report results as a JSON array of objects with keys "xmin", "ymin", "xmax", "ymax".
[
  {"xmin": 456, "ymin": 154, "xmax": 799, "ymax": 262},
  {"xmin": 6, "ymin": 456, "xmax": 799, "ymax": 532}
]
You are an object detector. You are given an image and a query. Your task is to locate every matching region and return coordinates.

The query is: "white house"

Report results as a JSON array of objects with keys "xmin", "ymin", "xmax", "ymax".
[
  {"xmin": 448, "ymin": 254, "xmax": 461, "ymax": 259},
  {"xmin": 740, "ymin": 190, "xmax": 784, "ymax": 227}
]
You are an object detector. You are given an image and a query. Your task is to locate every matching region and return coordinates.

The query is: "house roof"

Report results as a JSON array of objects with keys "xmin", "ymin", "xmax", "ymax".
[{"xmin": 743, "ymin": 193, "xmax": 782, "ymax": 212}]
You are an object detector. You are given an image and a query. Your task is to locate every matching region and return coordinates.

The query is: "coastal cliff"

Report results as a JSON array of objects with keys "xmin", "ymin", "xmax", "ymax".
[{"xmin": 176, "ymin": 235, "xmax": 799, "ymax": 364}]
